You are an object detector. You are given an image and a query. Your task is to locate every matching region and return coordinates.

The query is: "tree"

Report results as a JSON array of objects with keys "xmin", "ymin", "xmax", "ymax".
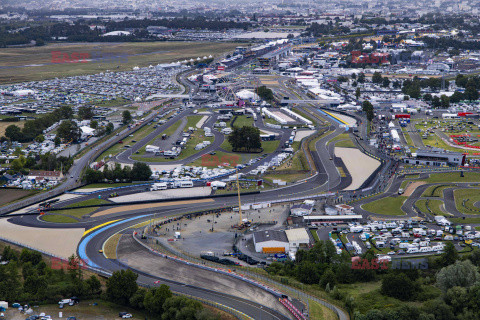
[
  {"xmin": 161, "ymin": 296, "xmax": 203, "ymax": 320},
  {"xmin": 382, "ymin": 77, "xmax": 390, "ymax": 88},
  {"xmin": 320, "ymin": 267, "xmax": 337, "ymax": 288},
  {"xmin": 438, "ymin": 242, "xmax": 459, "ymax": 266},
  {"xmin": 372, "ymin": 71, "xmax": 383, "ymax": 84},
  {"xmin": 78, "ymin": 106, "xmax": 94, "ymax": 120},
  {"xmin": 381, "ymin": 272, "xmax": 419, "ymax": 300},
  {"xmin": 86, "ymin": 275, "xmax": 102, "ymax": 295},
  {"xmin": 362, "ymin": 100, "xmax": 374, "ymax": 122},
  {"xmin": 106, "ymin": 269, "xmax": 138, "ymax": 305},
  {"xmin": 4, "ymin": 124, "xmax": 24, "ymax": 142},
  {"xmin": 122, "ymin": 110, "xmax": 132, "ymax": 124},
  {"xmin": 90, "ymin": 120, "xmax": 98, "ymax": 129},
  {"xmin": 227, "ymin": 126, "xmax": 261, "ymax": 152},
  {"xmin": 131, "ymin": 162, "xmax": 152, "ymax": 181},
  {"xmin": 35, "ymin": 134, "xmax": 45, "ymax": 143},
  {"xmin": 84, "ymin": 168, "xmax": 104, "ymax": 184},
  {"xmin": 355, "ymin": 87, "xmax": 361, "ymax": 100},
  {"xmin": 358, "ymin": 72, "xmax": 365, "ymax": 83},
  {"xmin": 54, "ymin": 136, "xmax": 61, "ymax": 146},
  {"xmin": 440, "ymin": 94, "xmax": 450, "ymax": 108},
  {"xmin": 57, "ymin": 120, "xmax": 81, "ymax": 142},
  {"xmin": 436, "ymin": 260, "xmax": 480, "ymax": 293},
  {"xmin": 456, "ymin": 74, "xmax": 468, "ymax": 88},
  {"xmin": 130, "ymin": 288, "xmax": 147, "ymax": 309},
  {"xmin": 465, "ymin": 85, "xmax": 479, "ymax": 101},
  {"xmin": 106, "ymin": 122, "xmax": 114, "ymax": 135},
  {"xmin": 255, "ymin": 86, "xmax": 274, "ymax": 101},
  {"xmin": 143, "ymin": 284, "xmax": 172, "ymax": 315}
]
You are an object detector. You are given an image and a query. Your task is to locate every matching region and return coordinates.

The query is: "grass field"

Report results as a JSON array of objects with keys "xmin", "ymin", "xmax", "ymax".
[
  {"xmin": 96, "ymin": 122, "xmax": 157, "ymax": 161},
  {"xmin": 0, "ymin": 188, "xmax": 38, "ymax": 207},
  {"xmin": 0, "ymin": 42, "xmax": 242, "ymax": 84},
  {"xmin": 328, "ymin": 133, "xmax": 356, "ymax": 148},
  {"xmin": 232, "ymin": 115, "xmax": 254, "ymax": 128},
  {"xmin": 132, "ymin": 116, "xmax": 214, "ymax": 162},
  {"xmin": 453, "ymin": 188, "xmax": 480, "ymax": 215},
  {"xmin": 415, "ymin": 199, "xmax": 448, "ymax": 216},
  {"xmin": 421, "ymin": 184, "xmax": 454, "ymax": 197},
  {"xmin": 65, "ymin": 198, "xmax": 110, "ymax": 208},
  {"xmin": 424, "ymin": 172, "xmax": 480, "ymax": 183},
  {"xmin": 40, "ymin": 214, "xmax": 78, "ymax": 223},
  {"xmin": 361, "ymin": 196, "xmax": 407, "ymax": 215},
  {"xmin": 0, "ymin": 121, "xmax": 25, "ymax": 137},
  {"xmin": 309, "ymin": 299, "xmax": 338, "ymax": 320},
  {"xmin": 450, "ymin": 217, "xmax": 480, "ymax": 224}
]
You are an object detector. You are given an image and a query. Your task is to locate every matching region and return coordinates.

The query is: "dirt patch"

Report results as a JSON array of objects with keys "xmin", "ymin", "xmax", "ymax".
[
  {"xmin": 91, "ymin": 198, "xmax": 214, "ymax": 217},
  {"xmin": 404, "ymin": 181, "xmax": 426, "ymax": 197},
  {"xmin": 0, "ymin": 219, "xmax": 84, "ymax": 259},
  {"xmin": 0, "ymin": 188, "xmax": 36, "ymax": 206}
]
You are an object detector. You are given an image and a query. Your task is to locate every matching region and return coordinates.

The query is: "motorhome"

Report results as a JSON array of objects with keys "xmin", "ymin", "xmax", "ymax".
[
  {"xmin": 407, "ymin": 247, "xmax": 419, "ymax": 254},
  {"xmin": 150, "ymin": 182, "xmax": 167, "ymax": 191},
  {"xmin": 174, "ymin": 180, "xmax": 194, "ymax": 188}
]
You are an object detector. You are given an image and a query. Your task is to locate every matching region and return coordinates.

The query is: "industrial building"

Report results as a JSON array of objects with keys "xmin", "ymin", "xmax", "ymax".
[
  {"xmin": 290, "ymin": 203, "xmax": 314, "ymax": 216},
  {"xmin": 404, "ymin": 148, "xmax": 466, "ymax": 166},
  {"xmin": 253, "ymin": 230, "xmax": 289, "ymax": 253}
]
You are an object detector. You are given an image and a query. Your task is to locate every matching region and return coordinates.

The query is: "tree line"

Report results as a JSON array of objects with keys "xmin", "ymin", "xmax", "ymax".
[
  {"xmin": 84, "ymin": 162, "xmax": 152, "ymax": 184},
  {"xmin": 266, "ymin": 239, "xmax": 480, "ymax": 320},
  {"xmin": 105, "ymin": 269, "xmax": 220, "ymax": 320},
  {"xmin": 0, "ymin": 246, "xmax": 220, "ymax": 319}
]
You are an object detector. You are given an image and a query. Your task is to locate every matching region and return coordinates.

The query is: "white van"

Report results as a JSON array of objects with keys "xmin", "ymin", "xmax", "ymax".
[{"xmin": 419, "ymin": 247, "xmax": 431, "ymax": 253}]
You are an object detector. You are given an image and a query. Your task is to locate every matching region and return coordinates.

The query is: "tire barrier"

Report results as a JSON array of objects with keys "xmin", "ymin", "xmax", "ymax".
[{"xmin": 279, "ymin": 298, "xmax": 307, "ymax": 320}]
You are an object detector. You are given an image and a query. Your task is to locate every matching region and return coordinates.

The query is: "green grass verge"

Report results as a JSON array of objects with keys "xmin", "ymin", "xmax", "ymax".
[
  {"xmin": 415, "ymin": 199, "xmax": 448, "ymax": 216},
  {"xmin": 453, "ymin": 188, "xmax": 480, "ymax": 215},
  {"xmin": 232, "ymin": 115, "xmax": 254, "ymax": 128},
  {"xmin": 421, "ymin": 184, "xmax": 454, "ymax": 197},
  {"xmin": 310, "ymin": 229, "xmax": 320, "ymax": 243},
  {"xmin": 361, "ymin": 196, "xmax": 407, "ymax": 215},
  {"xmin": 52, "ymin": 206, "xmax": 99, "ymax": 219},
  {"xmin": 65, "ymin": 198, "xmax": 110, "ymax": 208},
  {"xmin": 40, "ymin": 215, "xmax": 78, "ymax": 223},
  {"xmin": 450, "ymin": 217, "xmax": 480, "ymax": 224},
  {"xmin": 424, "ymin": 172, "xmax": 480, "ymax": 183},
  {"xmin": 309, "ymin": 299, "xmax": 337, "ymax": 320}
]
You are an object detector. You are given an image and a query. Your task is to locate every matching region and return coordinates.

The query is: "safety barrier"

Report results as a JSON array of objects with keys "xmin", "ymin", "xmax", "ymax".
[
  {"xmin": 132, "ymin": 232, "xmax": 284, "ymax": 298},
  {"xmin": 66, "ymin": 183, "xmax": 153, "ymax": 195},
  {"xmin": 280, "ymin": 298, "xmax": 307, "ymax": 320}
]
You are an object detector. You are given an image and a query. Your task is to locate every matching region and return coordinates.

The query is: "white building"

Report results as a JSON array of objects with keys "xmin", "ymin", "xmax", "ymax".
[
  {"xmin": 253, "ymin": 230, "xmax": 289, "ymax": 253},
  {"xmin": 285, "ymin": 228, "xmax": 311, "ymax": 250}
]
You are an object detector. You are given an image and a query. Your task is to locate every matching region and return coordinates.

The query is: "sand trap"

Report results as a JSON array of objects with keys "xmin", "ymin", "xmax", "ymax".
[
  {"xmin": 330, "ymin": 112, "xmax": 357, "ymax": 127},
  {"xmin": 91, "ymin": 198, "xmax": 214, "ymax": 217},
  {"xmin": 404, "ymin": 181, "xmax": 426, "ymax": 197},
  {"xmin": 110, "ymin": 187, "xmax": 212, "ymax": 203},
  {"xmin": 294, "ymin": 130, "xmax": 315, "ymax": 141},
  {"xmin": 196, "ymin": 116, "xmax": 209, "ymax": 128},
  {"xmin": 335, "ymin": 147, "xmax": 380, "ymax": 191},
  {"xmin": 0, "ymin": 219, "xmax": 84, "ymax": 259}
]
